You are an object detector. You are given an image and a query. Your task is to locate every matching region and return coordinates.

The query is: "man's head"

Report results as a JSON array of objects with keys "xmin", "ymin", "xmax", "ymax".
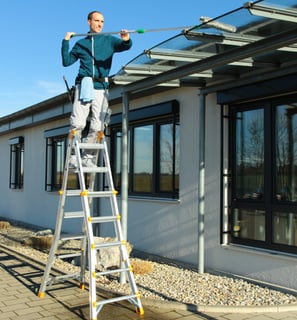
[{"xmin": 88, "ymin": 11, "xmax": 104, "ymax": 33}]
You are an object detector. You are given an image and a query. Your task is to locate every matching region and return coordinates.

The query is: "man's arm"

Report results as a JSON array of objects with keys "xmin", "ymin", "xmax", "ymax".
[{"xmin": 61, "ymin": 32, "xmax": 79, "ymax": 67}]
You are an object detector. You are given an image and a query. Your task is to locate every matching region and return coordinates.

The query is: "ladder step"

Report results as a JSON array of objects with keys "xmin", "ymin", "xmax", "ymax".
[
  {"xmin": 65, "ymin": 190, "xmax": 115, "ymax": 197},
  {"xmin": 47, "ymin": 272, "xmax": 81, "ymax": 286},
  {"xmin": 97, "ymin": 267, "xmax": 130, "ymax": 277},
  {"xmin": 88, "ymin": 191, "xmax": 116, "ymax": 198},
  {"xmin": 89, "ymin": 216, "xmax": 120, "ymax": 224},
  {"xmin": 57, "ymin": 252, "xmax": 81, "ymax": 260},
  {"xmin": 60, "ymin": 233, "xmax": 85, "ymax": 241},
  {"xmin": 81, "ymin": 167, "xmax": 109, "ymax": 174},
  {"xmin": 64, "ymin": 190, "xmax": 82, "ymax": 196},
  {"xmin": 64, "ymin": 211, "xmax": 85, "ymax": 219},
  {"xmin": 78, "ymin": 143, "xmax": 105, "ymax": 150},
  {"xmin": 95, "ymin": 241, "xmax": 123, "ymax": 249},
  {"xmin": 69, "ymin": 167, "xmax": 108, "ymax": 173},
  {"xmin": 96, "ymin": 294, "xmax": 140, "ymax": 308}
]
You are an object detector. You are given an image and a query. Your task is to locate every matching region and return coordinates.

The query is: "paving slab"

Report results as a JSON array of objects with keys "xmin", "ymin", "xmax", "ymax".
[{"xmin": 1, "ymin": 247, "xmax": 297, "ymax": 320}]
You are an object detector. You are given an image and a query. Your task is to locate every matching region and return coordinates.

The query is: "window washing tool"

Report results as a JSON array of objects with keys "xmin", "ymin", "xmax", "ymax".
[
  {"xmin": 199, "ymin": 17, "xmax": 237, "ymax": 33},
  {"xmin": 70, "ymin": 26, "xmax": 198, "ymax": 37},
  {"xmin": 70, "ymin": 18, "xmax": 237, "ymax": 38}
]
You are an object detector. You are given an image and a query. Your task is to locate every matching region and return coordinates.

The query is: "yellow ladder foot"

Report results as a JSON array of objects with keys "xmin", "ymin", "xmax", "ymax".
[{"xmin": 136, "ymin": 307, "xmax": 144, "ymax": 315}]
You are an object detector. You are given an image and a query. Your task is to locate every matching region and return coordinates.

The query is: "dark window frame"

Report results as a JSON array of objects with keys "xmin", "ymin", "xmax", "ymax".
[
  {"xmin": 44, "ymin": 125, "xmax": 98, "ymax": 192},
  {"xmin": 228, "ymin": 94, "xmax": 297, "ymax": 255},
  {"xmin": 110, "ymin": 100, "xmax": 180, "ymax": 199},
  {"xmin": 9, "ymin": 136, "xmax": 24, "ymax": 189},
  {"xmin": 45, "ymin": 135, "xmax": 69, "ymax": 192},
  {"xmin": 44, "ymin": 126, "xmax": 80, "ymax": 192}
]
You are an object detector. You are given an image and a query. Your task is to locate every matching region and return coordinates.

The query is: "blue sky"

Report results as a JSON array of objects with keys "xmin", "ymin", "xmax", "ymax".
[{"xmin": 0, "ymin": 0, "xmax": 245, "ymax": 117}]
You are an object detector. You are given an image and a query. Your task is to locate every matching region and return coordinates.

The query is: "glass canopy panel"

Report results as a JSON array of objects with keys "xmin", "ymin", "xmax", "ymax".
[{"xmin": 115, "ymin": 0, "xmax": 297, "ymax": 87}]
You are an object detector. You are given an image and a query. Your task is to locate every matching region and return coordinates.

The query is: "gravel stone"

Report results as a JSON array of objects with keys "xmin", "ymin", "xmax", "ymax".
[{"xmin": 1, "ymin": 223, "xmax": 297, "ymax": 307}]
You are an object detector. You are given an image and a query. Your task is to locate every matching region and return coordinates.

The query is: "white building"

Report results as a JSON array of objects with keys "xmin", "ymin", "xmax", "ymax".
[{"xmin": 1, "ymin": 0, "xmax": 297, "ymax": 290}]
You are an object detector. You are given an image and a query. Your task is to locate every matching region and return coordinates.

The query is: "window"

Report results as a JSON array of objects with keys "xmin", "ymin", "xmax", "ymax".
[
  {"xmin": 234, "ymin": 109, "xmax": 264, "ymax": 201},
  {"xmin": 229, "ymin": 98, "xmax": 297, "ymax": 254},
  {"xmin": 44, "ymin": 126, "xmax": 78, "ymax": 191},
  {"xmin": 110, "ymin": 100, "xmax": 179, "ymax": 199},
  {"xmin": 45, "ymin": 126, "xmax": 96, "ymax": 191},
  {"xmin": 45, "ymin": 135, "xmax": 67, "ymax": 191},
  {"xmin": 275, "ymin": 105, "xmax": 297, "ymax": 203},
  {"xmin": 9, "ymin": 136, "xmax": 24, "ymax": 189}
]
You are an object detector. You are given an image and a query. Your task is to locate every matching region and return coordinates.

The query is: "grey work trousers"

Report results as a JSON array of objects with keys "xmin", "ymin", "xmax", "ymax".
[{"xmin": 70, "ymin": 84, "xmax": 109, "ymax": 144}]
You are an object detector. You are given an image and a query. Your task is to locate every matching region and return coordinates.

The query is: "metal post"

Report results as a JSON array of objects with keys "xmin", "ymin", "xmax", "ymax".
[
  {"xmin": 198, "ymin": 92, "xmax": 206, "ymax": 273},
  {"xmin": 120, "ymin": 91, "xmax": 129, "ymax": 284}
]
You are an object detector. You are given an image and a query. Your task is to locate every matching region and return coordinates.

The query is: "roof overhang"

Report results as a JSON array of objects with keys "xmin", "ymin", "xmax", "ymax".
[{"xmin": 111, "ymin": 0, "xmax": 297, "ymax": 96}]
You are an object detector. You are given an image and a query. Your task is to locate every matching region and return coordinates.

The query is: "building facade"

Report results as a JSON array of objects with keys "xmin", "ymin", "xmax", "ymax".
[{"xmin": 1, "ymin": 0, "xmax": 297, "ymax": 291}]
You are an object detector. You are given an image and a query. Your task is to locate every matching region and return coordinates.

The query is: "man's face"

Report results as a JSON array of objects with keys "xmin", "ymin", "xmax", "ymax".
[{"xmin": 88, "ymin": 12, "xmax": 104, "ymax": 33}]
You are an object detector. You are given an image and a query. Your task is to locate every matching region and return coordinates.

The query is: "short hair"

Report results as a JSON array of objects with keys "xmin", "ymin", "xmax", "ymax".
[{"xmin": 88, "ymin": 11, "xmax": 103, "ymax": 20}]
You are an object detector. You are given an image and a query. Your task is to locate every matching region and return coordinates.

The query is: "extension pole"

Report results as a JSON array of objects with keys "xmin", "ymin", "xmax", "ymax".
[
  {"xmin": 70, "ymin": 26, "xmax": 197, "ymax": 38},
  {"xmin": 70, "ymin": 16, "xmax": 237, "ymax": 38}
]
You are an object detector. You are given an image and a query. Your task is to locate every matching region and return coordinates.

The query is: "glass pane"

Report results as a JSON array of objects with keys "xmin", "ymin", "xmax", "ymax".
[
  {"xmin": 275, "ymin": 104, "xmax": 297, "ymax": 202},
  {"xmin": 10, "ymin": 149, "xmax": 15, "ymax": 188},
  {"xmin": 235, "ymin": 109, "xmax": 264, "ymax": 200},
  {"xmin": 133, "ymin": 125, "xmax": 153, "ymax": 192},
  {"xmin": 115, "ymin": 130, "xmax": 122, "ymax": 190},
  {"xmin": 20, "ymin": 145, "xmax": 24, "ymax": 187},
  {"xmin": 159, "ymin": 123, "xmax": 180, "ymax": 193},
  {"xmin": 233, "ymin": 208, "xmax": 265, "ymax": 241},
  {"xmin": 112, "ymin": 129, "xmax": 130, "ymax": 192},
  {"xmin": 175, "ymin": 123, "xmax": 180, "ymax": 193},
  {"xmin": 159, "ymin": 124, "xmax": 173, "ymax": 192},
  {"xmin": 54, "ymin": 140, "xmax": 65, "ymax": 188},
  {"xmin": 51, "ymin": 137, "xmax": 77, "ymax": 190},
  {"xmin": 10, "ymin": 144, "xmax": 24, "ymax": 189},
  {"xmin": 273, "ymin": 212, "xmax": 297, "ymax": 246}
]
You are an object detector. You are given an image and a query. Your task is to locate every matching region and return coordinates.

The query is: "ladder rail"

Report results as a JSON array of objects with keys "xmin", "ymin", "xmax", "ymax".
[{"xmin": 39, "ymin": 137, "xmax": 75, "ymax": 294}]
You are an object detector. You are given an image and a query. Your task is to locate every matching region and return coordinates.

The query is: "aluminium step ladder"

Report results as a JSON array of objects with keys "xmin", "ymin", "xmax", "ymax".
[{"xmin": 38, "ymin": 129, "xmax": 144, "ymax": 320}]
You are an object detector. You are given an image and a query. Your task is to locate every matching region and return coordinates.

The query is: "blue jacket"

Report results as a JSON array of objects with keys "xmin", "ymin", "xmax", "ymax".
[{"xmin": 62, "ymin": 34, "xmax": 132, "ymax": 89}]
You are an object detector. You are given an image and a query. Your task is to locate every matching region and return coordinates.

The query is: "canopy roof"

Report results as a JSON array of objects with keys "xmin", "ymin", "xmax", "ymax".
[{"xmin": 113, "ymin": 0, "xmax": 297, "ymax": 94}]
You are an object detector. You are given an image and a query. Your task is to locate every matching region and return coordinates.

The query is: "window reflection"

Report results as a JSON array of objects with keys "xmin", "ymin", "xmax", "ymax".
[
  {"xmin": 275, "ymin": 104, "xmax": 297, "ymax": 202},
  {"xmin": 133, "ymin": 126, "xmax": 153, "ymax": 192},
  {"xmin": 53, "ymin": 139, "xmax": 65, "ymax": 188},
  {"xmin": 273, "ymin": 212, "xmax": 297, "ymax": 246},
  {"xmin": 235, "ymin": 109, "xmax": 264, "ymax": 200},
  {"xmin": 233, "ymin": 208, "xmax": 265, "ymax": 241},
  {"xmin": 160, "ymin": 123, "xmax": 180, "ymax": 193}
]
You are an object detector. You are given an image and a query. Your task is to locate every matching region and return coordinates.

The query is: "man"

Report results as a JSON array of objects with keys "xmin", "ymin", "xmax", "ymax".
[{"xmin": 62, "ymin": 11, "xmax": 132, "ymax": 167}]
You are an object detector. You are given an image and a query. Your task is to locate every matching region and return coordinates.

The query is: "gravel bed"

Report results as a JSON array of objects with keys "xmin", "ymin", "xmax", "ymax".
[{"xmin": 1, "ymin": 223, "xmax": 297, "ymax": 307}]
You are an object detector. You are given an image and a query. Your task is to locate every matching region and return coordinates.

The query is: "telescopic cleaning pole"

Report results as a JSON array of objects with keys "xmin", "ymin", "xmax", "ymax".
[
  {"xmin": 70, "ymin": 25, "xmax": 197, "ymax": 38},
  {"xmin": 70, "ymin": 17, "xmax": 236, "ymax": 38}
]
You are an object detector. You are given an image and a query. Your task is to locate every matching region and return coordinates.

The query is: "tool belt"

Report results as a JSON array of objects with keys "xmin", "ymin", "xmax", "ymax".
[{"xmin": 75, "ymin": 76, "xmax": 114, "ymax": 85}]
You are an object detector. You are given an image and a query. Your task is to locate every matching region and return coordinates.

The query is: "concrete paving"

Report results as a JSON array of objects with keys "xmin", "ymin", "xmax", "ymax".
[{"xmin": 1, "ymin": 247, "xmax": 297, "ymax": 320}]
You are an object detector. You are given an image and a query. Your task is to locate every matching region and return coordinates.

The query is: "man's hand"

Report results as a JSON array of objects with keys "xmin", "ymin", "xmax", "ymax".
[
  {"xmin": 64, "ymin": 32, "xmax": 75, "ymax": 40},
  {"xmin": 120, "ymin": 29, "xmax": 130, "ymax": 41}
]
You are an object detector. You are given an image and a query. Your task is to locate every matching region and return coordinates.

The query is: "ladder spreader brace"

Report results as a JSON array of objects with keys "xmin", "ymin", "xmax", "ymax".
[{"xmin": 38, "ymin": 129, "xmax": 144, "ymax": 320}]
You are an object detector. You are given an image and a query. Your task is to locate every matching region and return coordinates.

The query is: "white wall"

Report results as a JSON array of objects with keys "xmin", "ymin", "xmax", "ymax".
[
  {"xmin": 2, "ymin": 88, "xmax": 297, "ymax": 290},
  {"xmin": 0, "ymin": 118, "xmax": 82, "ymax": 232}
]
